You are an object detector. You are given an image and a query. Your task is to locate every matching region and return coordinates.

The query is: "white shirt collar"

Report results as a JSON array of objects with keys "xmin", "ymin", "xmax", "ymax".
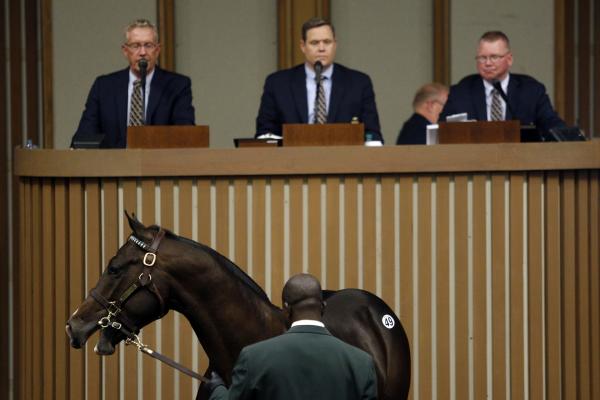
[
  {"xmin": 128, "ymin": 68, "xmax": 156, "ymax": 89},
  {"xmin": 291, "ymin": 319, "xmax": 325, "ymax": 328},
  {"xmin": 304, "ymin": 63, "xmax": 334, "ymax": 80},
  {"xmin": 483, "ymin": 73, "xmax": 510, "ymax": 96}
]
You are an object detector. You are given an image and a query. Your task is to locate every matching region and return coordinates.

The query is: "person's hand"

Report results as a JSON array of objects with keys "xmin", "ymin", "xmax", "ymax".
[{"xmin": 205, "ymin": 371, "xmax": 225, "ymax": 393}]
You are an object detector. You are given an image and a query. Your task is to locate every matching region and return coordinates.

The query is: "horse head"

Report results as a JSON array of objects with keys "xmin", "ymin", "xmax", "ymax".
[{"xmin": 66, "ymin": 212, "xmax": 172, "ymax": 355}]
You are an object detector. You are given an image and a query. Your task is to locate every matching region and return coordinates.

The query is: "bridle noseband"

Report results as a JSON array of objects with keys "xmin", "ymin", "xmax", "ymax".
[{"xmin": 90, "ymin": 229, "xmax": 167, "ymax": 338}]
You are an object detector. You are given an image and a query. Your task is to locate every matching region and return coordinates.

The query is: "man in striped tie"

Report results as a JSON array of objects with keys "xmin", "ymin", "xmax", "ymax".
[
  {"xmin": 72, "ymin": 19, "xmax": 195, "ymax": 148},
  {"xmin": 440, "ymin": 31, "xmax": 565, "ymax": 135}
]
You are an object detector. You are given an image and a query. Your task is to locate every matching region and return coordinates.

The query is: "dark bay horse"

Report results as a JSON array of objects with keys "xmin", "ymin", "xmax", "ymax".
[{"xmin": 66, "ymin": 214, "xmax": 410, "ymax": 399}]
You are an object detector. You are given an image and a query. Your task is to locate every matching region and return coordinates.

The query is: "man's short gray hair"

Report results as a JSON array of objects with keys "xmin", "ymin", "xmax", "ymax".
[{"xmin": 124, "ymin": 19, "xmax": 159, "ymax": 43}]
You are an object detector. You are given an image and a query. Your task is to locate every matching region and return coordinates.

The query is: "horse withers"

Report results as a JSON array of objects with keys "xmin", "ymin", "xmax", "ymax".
[{"xmin": 66, "ymin": 213, "xmax": 411, "ymax": 399}]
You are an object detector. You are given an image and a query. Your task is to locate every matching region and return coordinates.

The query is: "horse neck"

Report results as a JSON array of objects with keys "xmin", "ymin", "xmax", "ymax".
[{"xmin": 163, "ymin": 244, "xmax": 287, "ymax": 369}]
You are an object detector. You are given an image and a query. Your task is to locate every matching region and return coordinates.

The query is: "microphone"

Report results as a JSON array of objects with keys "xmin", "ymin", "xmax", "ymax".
[
  {"xmin": 138, "ymin": 59, "xmax": 148, "ymax": 124},
  {"xmin": 491, "ymin": 80, "xmax": 515, "ymax": 119}
]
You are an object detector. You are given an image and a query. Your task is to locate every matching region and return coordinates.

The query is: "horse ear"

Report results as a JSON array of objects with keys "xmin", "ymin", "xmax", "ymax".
[{"xmin": 125, "ymin": 210, "xmax": 146, "ymax": 235}]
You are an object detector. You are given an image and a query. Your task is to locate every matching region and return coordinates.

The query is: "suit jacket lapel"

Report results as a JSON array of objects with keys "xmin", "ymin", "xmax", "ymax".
[
  {"xmin": 116, "ymin": 68, "xmax": 129, "ymax": 143},
  {"xmin": 473, "ymin": 78, "xmax": 487, "ymax": 120},
  {"xmin": 506, "ymin": 75, "xmax": 519, "ymax": 120},
  {"xmin": 291, "ymin": 66, "xmax": 308, "ymax": 123},
  {"xmin": 328, "ymin": 64, "xmax": 344, "ymax": 122},
  {"xmin": 146, "ymin": 67, "xmax": 164, "ymax": 124}
]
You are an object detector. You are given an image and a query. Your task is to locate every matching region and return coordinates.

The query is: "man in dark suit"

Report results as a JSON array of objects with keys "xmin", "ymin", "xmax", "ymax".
[
  {"xmin": 441, "ymin": 31, "xmax": 565, "ymax": 134},
  {"xmin": 255, "ymin": 18, "xmax": 382, "ymax": 142},
  {"xmin": 207, "ymin": 273, "xmax": 378, "ymax": 400},
  {"xmin": 397, "ymin": 82, "xmax": 448, "ymax": 145},
  {"xmin": 71, "ymin": 19, "xmax": 195, "ymax": 148}
]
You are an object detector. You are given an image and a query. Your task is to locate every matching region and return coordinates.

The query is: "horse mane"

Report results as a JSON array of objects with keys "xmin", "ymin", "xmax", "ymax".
[{"xmin": 145, "ymin": 225, "xmax": 270, "ymax": 303}]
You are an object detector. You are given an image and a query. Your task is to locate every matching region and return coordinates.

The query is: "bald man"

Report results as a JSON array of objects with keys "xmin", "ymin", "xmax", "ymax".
[{"xmin": 208, "ymin": 273, "xmax": 377, "ymax": 400}]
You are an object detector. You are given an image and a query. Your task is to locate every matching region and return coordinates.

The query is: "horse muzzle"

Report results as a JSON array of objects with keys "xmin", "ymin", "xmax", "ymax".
[{"xmin": 65, "ymin": 317, "xmax": 98, "ymax": 349}]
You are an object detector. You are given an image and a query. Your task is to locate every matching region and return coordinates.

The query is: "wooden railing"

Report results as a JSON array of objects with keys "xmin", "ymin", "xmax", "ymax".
[{"xmin": 13, "ymin": 142, "xmax": 600, "ymax": 400}]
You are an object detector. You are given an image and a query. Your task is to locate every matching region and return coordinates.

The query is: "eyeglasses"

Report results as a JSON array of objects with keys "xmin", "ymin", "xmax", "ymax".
[
  {"xmin": 475, "ymin": 53, "xmax": 509, "ymax": 63},
  {"xmin": 124, "ymin": 42, "xmax": 158, "ymax": 52}
]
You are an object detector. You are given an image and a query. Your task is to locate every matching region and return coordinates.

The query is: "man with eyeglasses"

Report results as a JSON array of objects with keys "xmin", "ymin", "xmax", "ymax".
[
  {"xmin": 71, "ymin": 19, "xmax": 195, "ymax": 148},
  {"xmin": 441, "ymin": 31, "xmax": 565, "ymax": 135},
  {"xmin": 255, "ymin": 17, "xmax": 382, "ymax": 143}
]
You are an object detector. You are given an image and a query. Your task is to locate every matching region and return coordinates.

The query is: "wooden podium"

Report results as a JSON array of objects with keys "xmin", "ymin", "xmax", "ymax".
[
  {"xmin": 438, "ymin": 120, "xmax": 520, "ymax": 144},
  {"xmin": 282, "ymin": 123, "xmax": 364, "ymax": 146},
  {"xmin": 127, "ymin": 125, "xmax": 209, "ymax": 148}
]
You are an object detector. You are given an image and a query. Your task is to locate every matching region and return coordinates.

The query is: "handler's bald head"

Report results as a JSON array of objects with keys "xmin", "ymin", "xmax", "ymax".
[{"xmin": 282, "ymin": 274, "xmax": 324, "ymax": 322}]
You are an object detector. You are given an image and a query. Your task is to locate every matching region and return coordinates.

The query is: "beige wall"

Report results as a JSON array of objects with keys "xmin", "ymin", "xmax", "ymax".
[{"xmin": 52, "ymin": 1, "xmax": 556, "ymax": 149}]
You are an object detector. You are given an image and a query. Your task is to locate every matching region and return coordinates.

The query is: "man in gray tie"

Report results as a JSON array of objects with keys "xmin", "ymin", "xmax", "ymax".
[
  {"xmin": 255, "ymin": 18, "xmax": 382, "ymax": 142},
  {"xmin": 71, "ymin": 19, "xmax": 195, "ymax": 148},
  {"xmin": 441, "ymin": 31, "xmax": 565, "ymax": 135}
]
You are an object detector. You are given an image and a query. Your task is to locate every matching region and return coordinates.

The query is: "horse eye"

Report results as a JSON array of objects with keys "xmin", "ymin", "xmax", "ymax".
[{"xmin": 107, "ymin": 265, "xmax": 120, "ymax": 275}]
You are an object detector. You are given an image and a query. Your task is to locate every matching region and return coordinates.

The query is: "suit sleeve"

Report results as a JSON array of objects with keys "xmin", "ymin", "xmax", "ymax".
[
  {"xmin": 255, "ymin": 75, "xmax": 281, "ymax": 137},
  {"xmin": 170, "ymin": 76, "xmax": 195, "ymax": 125},
  {"xmin": 71, "ymin": 78, "xmax": 102, "ymax": 146},
  {"xmin": 208, "ymin": 348, "xmax": 252, "ymax": 400},
  {"xmin": 362, "ymin": 357, "xmax": 378, "ymax": 400},
  {"xmin": 360, "ymin": 76, "xmax": 383, "ymax": 142},
  {"xmin": 533, "ymin": 86, "xmax": 565, "ymax": 132}
]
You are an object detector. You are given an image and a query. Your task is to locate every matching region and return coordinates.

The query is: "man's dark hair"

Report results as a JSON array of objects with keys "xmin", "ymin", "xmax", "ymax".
[
  {"xmin": 282, "ymin": 273, "xmax": 323, "ymax": 310},
  {"xmin": 301, "ymin": 17, "xmax": 335, "ymax": 41},
  {"xmin": 479, "ymin": 31, "xmax": 510, "ymax": 48}
]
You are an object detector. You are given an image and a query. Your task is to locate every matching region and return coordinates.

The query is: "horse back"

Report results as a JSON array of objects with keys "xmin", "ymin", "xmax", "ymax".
[{"xmin": 322, "ymin": 289, "xmax": 410, "ymax": 400}]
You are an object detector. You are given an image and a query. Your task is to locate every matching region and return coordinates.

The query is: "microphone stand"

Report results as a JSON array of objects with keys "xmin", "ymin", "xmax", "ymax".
[{"xmin": 139, "ymin": 59, "xmax": 148, "ymax": 125}]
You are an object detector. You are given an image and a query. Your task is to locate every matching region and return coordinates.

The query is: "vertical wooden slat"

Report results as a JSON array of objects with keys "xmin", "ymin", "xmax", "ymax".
[
  {"xmin": 68, "ymin": 179, "xmax": 85, "ymax": 400},
  {"xmin": 160, "ymin": 179, "xmax": 175, "ymax": 400},
  {"xmin": 41, "ymin": 181, "xmax": 55, "ymax": 399},
  {"xmin": 472, "ymin": 174, "xmax": 487, "ymax": 399},
  {"xmin": 252, "ymin": 179, "xmax": 267, "ymax": 289},
  {"xmin": 325, "ymin": 177, "xmax": 340, "ymax": 290},
  {"xmin": 41, "ymin": 0, "xmax": 53, "ymax": 146},
  {"xmin": 435, "ymin": 175, "xmax": 450, "ymax": 399},
  {"xmin": 178, "ymin": 178, "xmax": 194, "ymax": 399},
  {"xmin": 16, "ymin": 181, "xmax": 29, "ymax": 400},
  {"xmin": 271, "ymin": 178, "xmax": 285, "ymax": 300},
  {"xmin": 545, "ymin": 172, "xmax": 562, "ymax": 400},
  {"xmin": 433, "ymin": 0, "xmax": 451, "ymax": 84},
  {"xmin": 561, "ymin": 171, "xmax": 577, "ymax": 399},
  {"xmin": 24, "ymin": 0, "xmax": 38, "ymax": 144},
  {"xmin": 215, "ymin": 179, "xmax": 230, "ymax": 255},
  {"xmin": 288, "ymin": 178, "xmax": 303, "ymax": 277},
  {"xmin": 234, "ymin": 179, "xmax": 248, "ymax": 269},
  {"xmin": 509, "ymin": 173, "xmax": 525, "ymax": 400},
  {"xmin": 307, "ymin": 177, "xmax": 322, "ymax": 280},
  {"xmin": 398, "ymin": 176, "xmax": 414, "ymax": 400},
  {"xmin": 589, "ymin": 171, "xmax": 600, "ymax": 399},
  {"xmin": 54, "ymin": 180, "xmax": 68, "ymax": 400},
  {"xmin": 454, "ymin": 175, "xmax": 469, "ymax": 400},
  {"xmin": 417, "ymin": 175, "xmax": 432, "ymax": 400},
  {"xmin": 85, "ymin": 179, "xmax": 102, "ymax": 400},
  {"xmin": 491, "ymin": 174, "xmax": 507, "ymax": 399},
  {"xmin": 576, "ymin": 171, "xmax": 591, "ymax": 399},
  {"xmin": 0, "ymin": 1, "xmax": 7, "ymax": 392},
  {"xmin": 31, "ymin": 181, "xmax": 42, "ymax": 400},
  {"xmin": 344, "ymin": 177, "xmax": 359, "ymax": 289},
  {"xmin": 103, "ymin": 180, "xmax": 120, "ymax": 400},
  {"xmin": 157, "ymin": 0, "xmax": 175, "ymax": 70},
  {"xmin": 527, "ymin": 173, "xmax": 544, "ymax": 399},
  {"xmin": 9, "ymin": 0, "xmax": 23, "ymax": 146},
  {"xmin": 380, "ymin": 176, "xmax": 396, "ymax": 308},
  {"xmin": 595, "ymin": 3, "xmax": 600, "ymax": 137},
  {"xmin": 197, "ymin": 178, "xmax": 211, "ymax": 378},
  {"xmin": 362, "ymin": 177, "xmax": 377, "ymax": 293},
  {"xmin": 121, "ymin": 179, "xmax": 139, "ymax": 400},
  {"xmin": 577, "ymin": 0, "xmax": 591, "ymax": 136},
  {"xmin": 141, "ymin": 178, "xmax": 157, "ymax": 399}
]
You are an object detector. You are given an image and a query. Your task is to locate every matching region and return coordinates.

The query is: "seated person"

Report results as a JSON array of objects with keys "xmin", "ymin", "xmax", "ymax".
[
  {"xmin": 71, "ymin": 19, "xmax": 195, "ymax": 148},
  {"xmin": 440, "ymin": 31, "xmax": 565, "ymax": 134},
  {"xmin": 255, "ymin": 18, "xmax": 383, "ymax": 142},
  {"xmin": 396, "ymin": 83, "xmax": 448, "ymax": 144}
]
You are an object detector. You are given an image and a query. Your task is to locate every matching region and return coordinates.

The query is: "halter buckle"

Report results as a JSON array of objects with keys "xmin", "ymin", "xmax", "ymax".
[
  {"xmin": 99, "ymin": 316, "xmax": 111, "ymax": 328},
  {"xmin": 143, "ymin": 252, "xmax": 156, "ymax": 266},
  {"xmin": 107, "ymin": 301, "xmax": 121, "ymax": 316}
]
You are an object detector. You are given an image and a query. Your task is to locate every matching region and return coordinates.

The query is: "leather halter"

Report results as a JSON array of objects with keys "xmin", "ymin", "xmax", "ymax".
[{"xmin": 90, "ymin": 229, "xmax": 167, "ymax": 336}]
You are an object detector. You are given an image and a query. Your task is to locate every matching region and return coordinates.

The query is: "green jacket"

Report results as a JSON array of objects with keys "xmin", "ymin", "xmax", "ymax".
[{"xmin": 209, "ymin": 324, "xmax": 377, "ymax": 400}]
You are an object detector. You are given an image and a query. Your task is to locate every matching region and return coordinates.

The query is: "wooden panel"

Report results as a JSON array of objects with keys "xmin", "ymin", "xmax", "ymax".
[
  {"xmin": 178, "ymin": 178, "xmax": 195, "ymax": 399},
  {"xmin": 576, "ymin": 171, "xmax": 591, "ymax": 399},
  {"xmin": 454, "ymin": 175, "xmax": 469, "ymax": 400},
  {"xmin": 325, "ymin": 177, "xmax": 340, "ymax": 290},
  {"xmin": 234, "ymin": 179, "xmax": 248, "ymax": 269},
  {"xmin": 509, "ymin": 173, "xmax": 525, "ymax": 400},
  {"xmin": 307, "ymin": 177, "xmax": 322, "ymax": 280},
  {"xmin": 288, "ymin": 178, "xmax": 303, "ymax": 277},
  {"xmin": 157, "ymin": 0, "xmax": 175, "ymax": 70},
  {"xmin": 435, "ymin": 175, "xmax": 451, "ymax": 399},
  {"xmin": 472, "ymin": 174, "xmax": 487, "ymax": 399},
  {"xmin": 417, "ymin": 175, "xmax": 432, "ymax": 400},
  {"xmin": 380, "ymin": 176, "xmax": 396, "ymax": 308},
  {"xmin": 561, "ymin": 171, "xmax": 577, "ymax": 399},
  {"xmin": 160, "ymin": 180, "xmax": 175, "ymax": 399},
  {"xmin": 527, "ymin": 173, "xmax": 544, "ymax": 398},
  {"xmin": 41, "ymin": 0, "xmax": 53, "ymax": 147},
  {"xmin": 42, "ymin": 181, "xmax": 55, "ymax": 399},
  {"xmin": 545, "ymin": 172, "xmax": 562, "ymax": 400},
  {"xmin": 141, "ymin": 178, "xmax": 157, "ymax": 399},
  {"xmin": 196, "ymin": 178, "xmax": 211, "ymax": 380},
  {"xmin": 121, "ymin": 179, "xmax": 139, "ymax": 400},
  {"xmin": 252, "ymin": 179, "xmax": 267, "ymax": 289},
  {"xmin": 491, "ymin": 174, "xmax": 507, "ymax": 399},
  {"xmin": 344, "ymin": 177, "xmax": 359, "ymax": 288},
  {"xmin": 0, "ymin": 2, "xmax": 7, "ymax": 392},
  {"xmin": 433, "ymin": 0, "xmax": 450, "ymax": 85},
  {"xmin": 215, "ymin": 179, "xmax": 229, "ymax": 255},
  {"xmin": 577, "ymin": 0, "xmax": 591, "ymax": 136},
  {"xmin": 31, "ymin": 181, "xmax": 42, "ymax": 400},
  {"xmin": 25, "ymin": 0, "xmax": 39, "ymax": 144},
  {"xmin": 398, "ymin": 176, "xmax": 414, "ymax": 400},
  {"xmin": 595, "ymin": 2, "xmax": 600, "ymax": 137},
  {"xmin": 362, "ymin": 177, "xmax": 377, "ymax": 293},
  {"xmin": 589, "ymin": 171, "xmax": 600, "ymax": 399},
  {"xmin": 271, "ymin": 178, "xmax": 285, "ymax": 299}
]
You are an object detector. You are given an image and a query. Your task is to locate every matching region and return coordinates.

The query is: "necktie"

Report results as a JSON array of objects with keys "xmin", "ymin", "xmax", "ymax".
[
  {"xmin": 129, "ymin": 80, "xmax": 144, "ymax": 126},
  {"xmin": 314, "ymin": 76, "xmax": 327, "ymax": 124},
  {"xmin": 490, "ymin": 89, "xmax": 503, "ymax": 121}
]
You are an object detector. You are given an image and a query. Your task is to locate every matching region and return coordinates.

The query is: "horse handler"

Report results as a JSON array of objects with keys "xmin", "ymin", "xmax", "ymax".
[{"xmin": 206, "ymin": 273, "xmax": 378, "ymax": 399}]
